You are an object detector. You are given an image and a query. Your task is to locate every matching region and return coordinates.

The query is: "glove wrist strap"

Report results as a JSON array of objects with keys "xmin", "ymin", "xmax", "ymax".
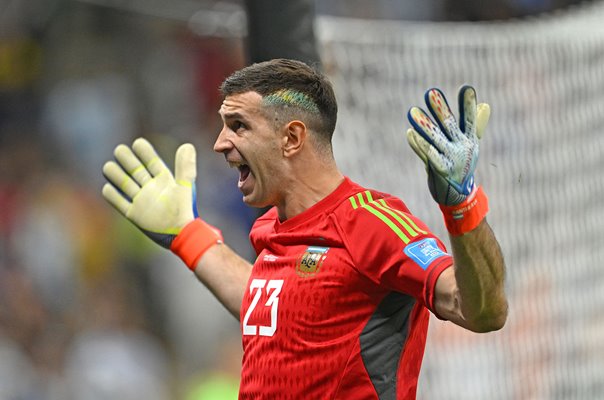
[
  {"xmin": 439, "ymin": 186, "xmax": 488, "ymax": 236},
  {"xmin": 170, "ymin": 218, "xmax": 223, "ymax": 271}
]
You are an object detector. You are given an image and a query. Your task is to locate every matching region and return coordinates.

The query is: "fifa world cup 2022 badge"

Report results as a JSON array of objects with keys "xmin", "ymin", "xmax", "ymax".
[{"xmin": 296, "ymin": 246, "xmax": 329, "ymax": 278}]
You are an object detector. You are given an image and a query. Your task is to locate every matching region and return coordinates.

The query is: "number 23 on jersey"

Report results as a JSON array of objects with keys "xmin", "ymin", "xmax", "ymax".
[{"xmin": 242, "ymin": 279, "xmax": 284, "ymax": 337}]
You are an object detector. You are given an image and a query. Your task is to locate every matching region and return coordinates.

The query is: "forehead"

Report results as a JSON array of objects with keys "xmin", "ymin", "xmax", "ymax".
[{"xmin": 219, "ymin": 91, "xmax": 264, "ymax": 119}]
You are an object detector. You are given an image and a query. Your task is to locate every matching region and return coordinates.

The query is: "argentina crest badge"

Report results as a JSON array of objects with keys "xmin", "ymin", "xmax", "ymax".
[{"xmin": 296, "ymin": 246, "xmax": 329, "ymax": 278}]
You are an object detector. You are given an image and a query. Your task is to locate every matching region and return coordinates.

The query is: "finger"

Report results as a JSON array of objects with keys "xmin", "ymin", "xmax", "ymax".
[
  {"xmin": 458, "ymin": 85, "xmax": 477, "ymax": 137},
  {"xmin": 132, "ymin": 138, "xmax": 170, "ymax": 178},
  {"xmin": 407, "ymin": 128, "xmax": 449, "ymax": 175},
  {"xmin": 102, "ymin": 183, "xmax": 131, "ymax": 216},
  {"xmin": 406, "ymin": 128, "xmax": 429, "ymax": 165},
  {"xmin": 114, "ymin": 144, "xmax": 152, "ymax": 186},
  {"xmin": 102, "ymin": 161, "xmax": 140, "ymax": 199},
  {"xmin": 407, "ymin": 107, "xmax": 452, "ymax": 154},
  {"xmin": 425, "ymin": 88, "xmax": 460, "ymax": 140},
  {"xmin": 476, "ymin": 103, "xmax": 491, "ymax": 140},
  {"xmin": 426, "ymin": 144, "xmax": 450, "ymax": 175},
  {"xmin": 174, "ymin": 143, "xmax": 196, "ymax": 187}
]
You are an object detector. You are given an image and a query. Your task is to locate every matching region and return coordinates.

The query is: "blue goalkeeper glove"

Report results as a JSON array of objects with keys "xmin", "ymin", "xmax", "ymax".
[
  {"xmin": 102, "ymin": 138, "xmax": 222, "ymax": 269},
  {"xmin": 406, "ymin": 85, "xmax": 490, "ymax": 206}
]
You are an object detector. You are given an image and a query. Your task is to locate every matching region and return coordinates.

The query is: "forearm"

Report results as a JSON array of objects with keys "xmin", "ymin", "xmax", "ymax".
[
  {"xmin": 449, "ymin": 219, "xmax": 507, "ymax": 332},
  {"xmin": 193, "ymin": 243, "xmax": 253, "ymax": 320},
  {"xmin": 100, "ymin": 138, "xmax": 252, "ymax": 320}
]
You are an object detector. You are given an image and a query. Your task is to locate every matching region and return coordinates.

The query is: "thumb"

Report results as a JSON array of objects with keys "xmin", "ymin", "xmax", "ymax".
[
  {"xmin": 175, "ymin": 143, "xmax": 196, "ymax": 187},
  {"xmin": 476, "ymin": 103, "xmax": 491, "ymax": 140}
]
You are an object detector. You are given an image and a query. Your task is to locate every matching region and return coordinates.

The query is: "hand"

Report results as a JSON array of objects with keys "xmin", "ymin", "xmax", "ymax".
[
  {"xmin": 102, "ymin": 138, "xmax": 198, "ymax": 249},
  {"xmin": 406, "ymin": 85, "xmax": 490, "ymax": 206}
]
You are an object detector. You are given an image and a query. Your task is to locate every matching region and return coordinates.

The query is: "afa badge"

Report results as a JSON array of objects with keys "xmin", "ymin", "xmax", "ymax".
[{"xmin": 296, "ymin": 246, "xmax": 329, "ymax": 278}]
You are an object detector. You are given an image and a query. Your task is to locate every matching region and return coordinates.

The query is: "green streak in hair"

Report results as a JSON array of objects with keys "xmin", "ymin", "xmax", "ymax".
[{"xmin": 263, "ymin": 89, "xmax": 320, "ymax": 115}]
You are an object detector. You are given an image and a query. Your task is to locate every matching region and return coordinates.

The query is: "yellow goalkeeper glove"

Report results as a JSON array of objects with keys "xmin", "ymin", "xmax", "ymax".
[
  {"xmin": 407, "ymin": 85, "xmax": 491, "ymax": 234},
  {"xmin": 102, "ymin": 138, "xmax": 222, "ymax": 270}
]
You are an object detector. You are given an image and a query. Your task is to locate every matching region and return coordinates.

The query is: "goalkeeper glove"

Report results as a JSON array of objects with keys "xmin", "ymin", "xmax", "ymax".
[
  {"xmin": 407, "ymin": 85, "xmax": 490, "ymax": 235},
  {"xmin": 102, "ymin": 138, "xmax": 222, "ymax": 270}
]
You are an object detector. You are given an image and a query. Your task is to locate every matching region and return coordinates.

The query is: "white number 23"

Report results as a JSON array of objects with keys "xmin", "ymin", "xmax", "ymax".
[{"xmin": 242, "ymin": 279, "xmax": 283, "ymax": 337}]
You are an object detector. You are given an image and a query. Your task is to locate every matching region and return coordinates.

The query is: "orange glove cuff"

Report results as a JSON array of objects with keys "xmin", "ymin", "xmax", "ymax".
[
  {"xmin": 439, "ymin": 186, "xmax": 489, "ymax": 236},
  {"xmin": 170, "ymin": 218, "xmax": 223, "ymax": 271}
]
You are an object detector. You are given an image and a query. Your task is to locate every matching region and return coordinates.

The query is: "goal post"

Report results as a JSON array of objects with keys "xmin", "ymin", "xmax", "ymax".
[{"xmin": 317, "ymin": 3, "xmax": 604, "ymax": 398}]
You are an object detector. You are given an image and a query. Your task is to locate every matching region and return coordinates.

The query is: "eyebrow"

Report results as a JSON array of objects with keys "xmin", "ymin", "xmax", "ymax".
[{"xmin": 219, "ymin": 111, "xmax": 246, "ymax": 121}]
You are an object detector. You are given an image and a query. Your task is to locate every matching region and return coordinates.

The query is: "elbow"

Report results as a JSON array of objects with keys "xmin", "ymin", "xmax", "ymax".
[
  {"xmin": 466, "ymin": 301, "xmax": 508, "ymax": 333},
  {"xmin": 471, "ymin": 313, "xmax": 507, "ymax": 333}
]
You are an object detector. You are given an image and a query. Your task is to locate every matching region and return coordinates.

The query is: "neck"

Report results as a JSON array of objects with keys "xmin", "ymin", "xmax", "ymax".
[{"xmin": 276, "ymin": 158, "xmax": 344, "ymax": 222}]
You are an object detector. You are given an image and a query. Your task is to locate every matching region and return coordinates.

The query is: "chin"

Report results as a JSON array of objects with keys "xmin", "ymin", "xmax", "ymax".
[
  {"xmin": 242, "ymin": 193, "xmax": 271, "ymax": 209},
  {"xmin": 241, "ymin": 194, "xmax": 259, "ymax": 207}
]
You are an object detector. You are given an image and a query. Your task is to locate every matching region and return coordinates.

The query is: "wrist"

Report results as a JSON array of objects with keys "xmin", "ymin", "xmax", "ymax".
[
  {"xmin": 439, "ymin": 186, "xmax": 488, "ymax": 236},
  {"xmin": 170, "ymin": 218, "xmax": 223, "ymax": 270}
]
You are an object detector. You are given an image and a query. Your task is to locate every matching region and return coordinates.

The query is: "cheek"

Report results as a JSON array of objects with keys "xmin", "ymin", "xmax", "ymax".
[{"xmin": 257, "ymin": 141, "xmax": 283, "ymax": 172}]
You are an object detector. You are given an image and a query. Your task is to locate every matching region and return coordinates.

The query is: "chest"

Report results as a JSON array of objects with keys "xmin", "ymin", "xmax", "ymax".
[{"xmin": 240, "ymin": 244, "xmax": 384, "ymax": 345}]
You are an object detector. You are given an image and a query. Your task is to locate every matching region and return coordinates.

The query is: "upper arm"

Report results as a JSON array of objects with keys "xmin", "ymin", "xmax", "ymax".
[{"xmin": 340, "ymin": 193, "xmax": 454, "ymax": 311}]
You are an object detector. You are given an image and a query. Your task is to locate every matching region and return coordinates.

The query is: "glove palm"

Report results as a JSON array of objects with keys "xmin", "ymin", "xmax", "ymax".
[
  {"xmin": 102, "ymin": 138, "xmax": 197, "ymax": 248},
  {"xmin": 407, "ymin": 85, "xmax": 490, "ymax": 206}
]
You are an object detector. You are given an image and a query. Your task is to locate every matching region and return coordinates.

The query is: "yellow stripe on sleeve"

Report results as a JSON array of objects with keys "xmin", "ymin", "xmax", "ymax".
[{"xmin": 362, "ymin": 203, "xmax": 411, "ymax": 244}]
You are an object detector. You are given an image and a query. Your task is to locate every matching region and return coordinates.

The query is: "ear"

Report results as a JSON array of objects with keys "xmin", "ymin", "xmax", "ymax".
[{"xmin": 282, "ymin": 120, "xmax": 307, "ymax": 157}]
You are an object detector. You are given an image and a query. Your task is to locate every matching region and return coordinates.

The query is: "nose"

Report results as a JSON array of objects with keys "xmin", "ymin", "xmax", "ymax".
[{"xmin": 213, "ymin": 126, "xmax": 232, "ymax": 154}]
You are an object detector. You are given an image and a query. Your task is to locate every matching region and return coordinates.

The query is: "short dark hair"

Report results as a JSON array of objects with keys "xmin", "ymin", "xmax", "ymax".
[{"xmin": 220, "ymin": 59, "xmax": 338, "ymax": 145}]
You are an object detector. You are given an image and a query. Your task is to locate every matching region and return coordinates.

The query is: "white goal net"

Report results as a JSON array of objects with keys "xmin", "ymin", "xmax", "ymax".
[{"xmin": 317, "ymin": 3, "xmax": 604, "ymax": 399}]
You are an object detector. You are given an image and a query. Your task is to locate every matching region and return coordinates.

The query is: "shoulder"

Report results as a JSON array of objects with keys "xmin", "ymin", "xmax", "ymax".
[
  {"xmin": 333, "ymin": 182, "xmax": 448, "ymax": 265},
  {"xmin": 332, "ymin": 185, "xmax": 430, "ymax": 266},
  {"xmin": 333, "ymin": 185, "xmax": 420, "ymax": 244},
  {"xmin": 332, "ymin": 184, "xmax": 452, "ymax": 303}
]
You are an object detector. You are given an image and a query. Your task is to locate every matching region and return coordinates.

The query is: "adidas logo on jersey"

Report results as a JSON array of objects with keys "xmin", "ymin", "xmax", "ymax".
[{"xmin": 263, "ymin": 254, "xmax": 279, "ymax": 262}]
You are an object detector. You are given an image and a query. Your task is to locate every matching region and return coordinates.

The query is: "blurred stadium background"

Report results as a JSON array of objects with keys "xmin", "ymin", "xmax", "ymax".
[{"xmin": 1, "ymin": 0, "xmax": 603, "ymax": 399}]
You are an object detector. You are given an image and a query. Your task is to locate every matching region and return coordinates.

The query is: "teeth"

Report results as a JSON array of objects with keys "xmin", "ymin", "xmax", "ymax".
[{"xmin": 228, "ymin": 161, "xmax": 247, "ymax": 169}]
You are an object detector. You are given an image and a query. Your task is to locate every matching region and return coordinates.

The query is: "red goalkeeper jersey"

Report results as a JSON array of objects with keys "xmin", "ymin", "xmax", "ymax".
[{"xmin": 239, "ymin": 177, "xmax": 452, "ymax": 399}]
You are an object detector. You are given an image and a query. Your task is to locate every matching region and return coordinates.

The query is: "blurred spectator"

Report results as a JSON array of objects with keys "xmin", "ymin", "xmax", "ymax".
[
  {"xmin": 63, "ymin": 273, "xmax": 172, "ymax": 400},
  {"xmin": 43, "ymin": 74, "xmax": 135, "ymax": 188},
  {"xmin": 183, "ymin": 334, "xmax": 242, "ymax": 400},
  {"xmin": 0, "ymin": 266, "xmax": 68, "ymax": 399},
  {"xmin": 0, "ymin": 333, "xmax": 41, "ymax": 399}
]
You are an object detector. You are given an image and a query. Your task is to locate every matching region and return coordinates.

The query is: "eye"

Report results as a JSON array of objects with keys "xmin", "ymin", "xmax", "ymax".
[{"xmin": 231, "ymin": 121, "xmax": 246, "ymax": 132}]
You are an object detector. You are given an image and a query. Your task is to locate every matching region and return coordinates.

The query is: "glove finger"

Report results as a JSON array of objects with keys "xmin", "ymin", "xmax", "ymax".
[
  {"xmin": 407, "ymin": 128, "xmax": 450, "ymax": 175},
  {"xmin": 458, "ymin": 85, "xmax": 477, "ymax": 137},
  {"xmin": 132, "ymin": 138, "xmax": 171, "ymax": 178},
  {"xmin": 426, "ymin": 143, "xmax": 451, "ymax": 175},
  {"xmin": 102, "ymin": 182, "xmax": 131, "ymax": 216},
  {"xmin": 407, "ymin": 107, "xmax": 453, "ymax": 155},
  {"xmin": 425, "ymin": 88, "xmax": 460, "ymax": 141},
  {"xmin": 476, "ymin": 102, "xmax": 491, "ymax": 140},
  {"xmin": 114, "ymin": 144, "xmax": 152, "ymax": 186},
  {"xmin": 102, "ymin": 161, "xmax": 140, "ymax": 199},
  {"xmin": 174, "ymin": 143, "xmax": 196, "ymax": 187},
  {"xmin": 406, "ymin": 128, "xmax": 430, "ymax": 165}
]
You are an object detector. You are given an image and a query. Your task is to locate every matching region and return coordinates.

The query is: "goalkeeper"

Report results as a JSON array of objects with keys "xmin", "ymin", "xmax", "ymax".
[{"xmin": 102, "ymin": 59, "xmax": 507, "ymax": 399}]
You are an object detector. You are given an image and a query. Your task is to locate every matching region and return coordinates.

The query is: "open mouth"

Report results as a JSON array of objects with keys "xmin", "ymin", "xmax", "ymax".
[
  {"xmin": 229, "ymin": 161, "xmax": 252, "ymax": 188},
  {"xmin": 238, "ymin": 164, "xmax": 251, "ymax": 183}
]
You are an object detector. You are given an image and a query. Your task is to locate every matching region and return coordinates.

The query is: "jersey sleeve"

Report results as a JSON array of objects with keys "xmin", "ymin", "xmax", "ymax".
[{"xmin": 336, "ymin": 191, "xmax": 453, "ymax": 314}]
